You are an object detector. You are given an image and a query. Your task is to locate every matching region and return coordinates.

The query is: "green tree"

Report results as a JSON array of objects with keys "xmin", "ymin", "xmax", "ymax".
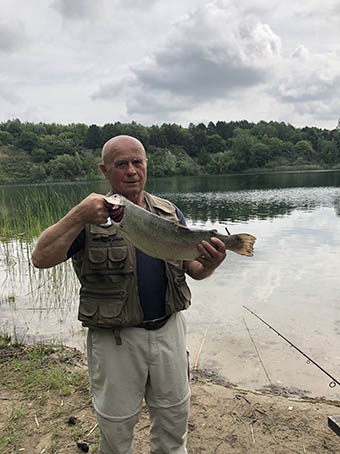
[
  {"xmin": 0, "ymin": 131, "xmax": 13, "ymax": 145},
  {"xmin": 101, "ymin": 123, "xmax": 123, "ymax": 144},
  {"xmin": 147, "ymin": 147, "xmax": 176, "ymax": 177},
  {"xmin": 149, "ymin": 125, "xmax": 168, "ymax": 148},
  {"xmin": 206, "ymin": 151, "xmax": 233, "ymax": 174},
  {"xmin": 30, "ymin": 163, "xmax": 47, "ymax": 182},
  {"xmin": 84, "ymin": 124, "xmax": 103, "ymax": 149},
  {"xmin": 251, "ymin": 142, "xmax": 270, "ymax": 167},
  {"xmin": 16, "ymin": 131, "xmax": 40, "ymax": 152},
  {"xmin": 47, "ymin": 154, "xmax": 81, "ymax": 180},
  {"xmin": 81, "ymin": 151, "xmax": 98, "ymax": 178},
  {"xmin": 264, "ymin": 137, "xmax": 285, "ymax": 160},
  {"xmin": 206, "ymin": 134, "xmax": 226, "ymax": 154},
  {"xmin": 31, "ymin": 148, "xmax": 47, "ymax": 163},
  {"xmin": 188, "ymin": 123, "xmax": 207, "ymax": 152},
  {"xmin": 5, "ymin": 119, "xmax": 23, "ymax": 137},
  {"xmin": 293, "ymin": 140, "xmax": 316, "ymax": 163},
  {"xmin": 317, "ymin": 139, "xmax": 339, "ymax": 165},
  {"xmin": 230, "ymin": 129, "xmax": 257, "ymax": 170}
]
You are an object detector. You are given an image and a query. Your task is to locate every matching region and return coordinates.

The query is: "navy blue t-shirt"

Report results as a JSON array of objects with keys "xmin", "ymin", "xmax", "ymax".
[{"xmin": 67, "ymin": 205, "xmax": 186, "ymax": 321}]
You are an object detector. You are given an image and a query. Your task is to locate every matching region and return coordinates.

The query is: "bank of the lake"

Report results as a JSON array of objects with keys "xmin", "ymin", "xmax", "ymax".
[{"xmin": 1, "ymin": 338, "xmax": 340, "ymax": 454}]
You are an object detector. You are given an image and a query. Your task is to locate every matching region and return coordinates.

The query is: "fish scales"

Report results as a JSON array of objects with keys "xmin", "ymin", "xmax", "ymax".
[{"xmin": 104, "ymin": 194, "xmax": 256, "ymax": 261}]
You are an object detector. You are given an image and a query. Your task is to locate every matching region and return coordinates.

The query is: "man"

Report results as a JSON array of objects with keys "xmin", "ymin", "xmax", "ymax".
[{"xmin": 32, "ymin": 135, "xmax": 226, "ymax": 453}]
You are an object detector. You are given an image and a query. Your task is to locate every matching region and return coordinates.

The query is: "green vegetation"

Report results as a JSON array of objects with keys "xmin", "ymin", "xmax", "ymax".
[
  {"xmin": 1, "ymin": 118, "xmax": 340, "ymax": 184},
  {"xmin": 0, "ymin": 335, "xmax": 96, "ymax": 454},
  {"xmin": 0, "ymin": 185, "xmax": 83, "ymax": 240},
  {"xmin": 1, "ymin": 339, "xmax": 87, "ymax": 398}
]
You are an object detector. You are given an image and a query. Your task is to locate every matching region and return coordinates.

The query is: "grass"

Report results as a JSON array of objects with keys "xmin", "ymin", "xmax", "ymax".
[
  {"xmin": 2, "ymin": 340, "xmax": 87, "ymax": 398},
  {"xmin": 0, "ymin": 334, "xmax": 93, "ymax": 453},
  {"xmin": 0, "ymin": 186, "xmax": 82, "ymax": 241}
]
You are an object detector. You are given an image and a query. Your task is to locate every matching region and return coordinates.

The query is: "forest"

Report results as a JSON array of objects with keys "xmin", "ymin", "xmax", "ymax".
[{"xmin": 0, "ymin": 118, "xmax": 340, "ymax": 184}]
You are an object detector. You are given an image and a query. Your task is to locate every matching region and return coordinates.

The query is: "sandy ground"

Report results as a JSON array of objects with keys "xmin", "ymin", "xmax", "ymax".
[{"xmin": 1, "ymin": 344, "xmax": 340, "ymax": 454}]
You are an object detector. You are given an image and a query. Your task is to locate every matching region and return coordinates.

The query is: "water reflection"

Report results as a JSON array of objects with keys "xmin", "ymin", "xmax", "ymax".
[
  {"xmin": 146, "ymin": 169, "xmax": 340, "ymax": 193},
  {"xmin": 159, "ymin": 187, "xmax": 340, "ymax": 225},
  {"xmin": 1, "ymin": 171, "xmax": 340, "ymax": 235}
]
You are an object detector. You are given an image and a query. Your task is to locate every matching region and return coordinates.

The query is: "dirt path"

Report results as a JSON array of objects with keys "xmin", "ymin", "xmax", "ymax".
[{"xmin": 1, "ymin": 341, "xmax": 340, "ymax": 453}]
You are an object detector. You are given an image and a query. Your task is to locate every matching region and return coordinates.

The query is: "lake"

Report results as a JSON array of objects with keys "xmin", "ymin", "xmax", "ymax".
[{"xmin": 1, "ymin": 170, "xmax": 340, "ymax": 399}]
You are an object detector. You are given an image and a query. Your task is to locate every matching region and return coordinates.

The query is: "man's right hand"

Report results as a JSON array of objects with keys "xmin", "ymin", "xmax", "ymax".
[
  {"xmin": 74, "ymin": 193, "xmax": 112, "ymax": 225},
  {"xmin": 32, "ymin": 193, "xmax": 111, "ymax": 268}
]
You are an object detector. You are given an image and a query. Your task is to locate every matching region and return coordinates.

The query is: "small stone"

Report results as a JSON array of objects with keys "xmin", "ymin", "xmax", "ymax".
[{"xmin": 77, "ymin": 442, "xmax": 89, "ymax": 453}]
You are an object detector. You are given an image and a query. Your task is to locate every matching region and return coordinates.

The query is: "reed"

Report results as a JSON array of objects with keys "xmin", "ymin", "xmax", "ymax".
[{"xmin": 0, "ymin": 186, "xmax": 81, "ymax": 241}]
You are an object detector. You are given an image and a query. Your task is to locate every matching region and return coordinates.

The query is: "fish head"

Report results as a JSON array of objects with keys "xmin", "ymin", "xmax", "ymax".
[
  {"xmin": 104, "ymin": 194, "xmax": 126, "ymax": 223},
  {"xmin": 104, "ymin": 194, "xmax": 126, "ymax": 206}
]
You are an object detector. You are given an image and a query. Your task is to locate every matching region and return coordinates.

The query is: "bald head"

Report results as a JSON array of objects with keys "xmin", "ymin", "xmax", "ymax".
[
  {"xmin": 101, "ymin": 135, "xmax": 146, "ymax": 166},
  {"xmin": 99, "ymin": 135, "xmax": 148, "ymax": 204}
]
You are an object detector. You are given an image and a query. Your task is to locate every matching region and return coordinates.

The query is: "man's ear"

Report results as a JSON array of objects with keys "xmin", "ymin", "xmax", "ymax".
[{"xmin": 99, "ymin": 163, "xmax": 107, "ymax": 177}]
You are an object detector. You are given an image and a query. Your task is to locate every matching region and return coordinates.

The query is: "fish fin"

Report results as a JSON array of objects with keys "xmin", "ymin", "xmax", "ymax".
[{"xmin": 228, "ymin": 234, "xmax": 256, "ymax": 257}]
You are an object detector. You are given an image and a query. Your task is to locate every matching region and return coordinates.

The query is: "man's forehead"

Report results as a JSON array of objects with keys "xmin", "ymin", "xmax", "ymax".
[{"xmin": 111, "ymin": 148, "xmax": 146, "ymax": 161}]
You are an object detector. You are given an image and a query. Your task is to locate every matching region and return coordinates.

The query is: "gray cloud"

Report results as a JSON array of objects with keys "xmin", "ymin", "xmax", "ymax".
[
  {"xmin": 132, "ymin": 45, "xmax": 265, "ymax": 100},
  {"xmin": 51, "ymin": 0, "xmax": 98, "ymax": 20},
  {"xmin": 0, "ymin": 20, "xmax": 27, "ymax": 52},
  {"xmin": 273, "ymin": 49, "xmax": 340, "ymax": 123},
  {"xmin": 120, "ymin": 0, "xmax": 158, "ymax": 8},
  {"xmin": 93, "ymin": 0, "xmax": 281, "ymax": 117},
  {"xmin": 0, "ymin": 86, "xmax": 22, "ymax": 104},
  {"xmin": 1, "ymin": 0, "xmax": 339, "ymax": 129}
]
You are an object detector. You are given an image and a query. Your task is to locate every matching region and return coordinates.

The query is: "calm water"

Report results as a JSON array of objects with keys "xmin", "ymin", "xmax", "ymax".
[{"xmin": 1, "ymin": 170, "xmax": 340, "ymax": 398}]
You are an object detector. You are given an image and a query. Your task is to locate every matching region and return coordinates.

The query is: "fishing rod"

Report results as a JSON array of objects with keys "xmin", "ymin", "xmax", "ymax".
[{"xmin": 243, "ymin": 305, "xmax": 340, "ymax": 388}]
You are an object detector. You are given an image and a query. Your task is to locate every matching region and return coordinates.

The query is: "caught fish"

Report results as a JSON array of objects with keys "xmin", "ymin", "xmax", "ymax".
[{"xmin": 103, "ymin": 194, "xmax": 256, "ymax": 261}]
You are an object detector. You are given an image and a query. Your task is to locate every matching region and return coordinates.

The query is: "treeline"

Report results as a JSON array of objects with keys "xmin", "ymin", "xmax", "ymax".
[{"xmin": 1, "ymin": 118, "xmax": 340, "ymax": 184}]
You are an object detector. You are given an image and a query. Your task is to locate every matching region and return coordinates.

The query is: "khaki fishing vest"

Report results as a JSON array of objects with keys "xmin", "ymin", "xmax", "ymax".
[{"xmin": 72, "ymin": 192, "xmax": 191, "ymax": 330}]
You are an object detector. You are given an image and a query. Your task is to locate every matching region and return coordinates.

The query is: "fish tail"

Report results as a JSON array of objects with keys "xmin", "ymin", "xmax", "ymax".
[{"xmin": 226, "ymin": 233, "xmax": 256, "ymax": 257}]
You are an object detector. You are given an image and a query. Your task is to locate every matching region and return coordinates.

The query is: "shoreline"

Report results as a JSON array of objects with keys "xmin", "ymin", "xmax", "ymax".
[{"xmin": 1, "ymin": 339, "xmax": 340, "ymax": 453}]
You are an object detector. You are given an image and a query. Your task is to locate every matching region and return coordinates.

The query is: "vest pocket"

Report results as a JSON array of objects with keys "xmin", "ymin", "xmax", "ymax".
[
  {"xmin": 87, "ymin": 246, "xmax": 129, "ymax": 272},
  {"xmin": 108, "ymin": 246, "xmax": 128, "ymax": 270},
  {"xmin": 88, "ymin": 247, "xmax": 107, "ymax": 270},
  {"xmin": 78, "ymin": 291, "xmax": 128, "ymax": 328}
]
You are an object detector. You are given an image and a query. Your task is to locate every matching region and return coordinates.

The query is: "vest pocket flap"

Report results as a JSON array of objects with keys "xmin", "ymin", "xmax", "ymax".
[
  {"xmin": 79, "ymin": 301, "xmax": 98, "ymax": 317},
  {"xmin": 99, "ymin": 301, "xmax": 125, "ymax": 318},
  {"xmin": 108, "ymin": 246, "xmax": 128, "ymax": 262},
  {"xmin": 89, "ymin": 224, "xmax": 118, "ymax": 235},
  {"xmin": 88, "ymin": 247, "xmax": 107, "ymax": 263}
]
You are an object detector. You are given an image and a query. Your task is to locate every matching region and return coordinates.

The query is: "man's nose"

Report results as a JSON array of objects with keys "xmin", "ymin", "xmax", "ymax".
[{"xmin": 126, "ymin": 162, "xmax": 137, "ymax": 173}]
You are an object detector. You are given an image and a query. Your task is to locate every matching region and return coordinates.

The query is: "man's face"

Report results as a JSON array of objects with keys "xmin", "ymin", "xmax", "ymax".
[{"xmin": 100, "ymin": 141, "xmax": 148, "ymax": 201}]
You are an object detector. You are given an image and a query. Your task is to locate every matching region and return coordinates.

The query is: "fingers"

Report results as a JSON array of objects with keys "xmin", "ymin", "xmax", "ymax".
[
  {"xmin": 77, "ymin": 193, "xmax": 110, "ymax": 225},
  {"xmin": 196, "ymin": 237, "xmax": 226, "ymax": 270}
]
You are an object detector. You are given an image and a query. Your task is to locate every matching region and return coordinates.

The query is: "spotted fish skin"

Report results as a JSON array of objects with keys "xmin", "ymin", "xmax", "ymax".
[{"xmin": 104, "ymin": 194, "xmax": 256, "ymax": 261}]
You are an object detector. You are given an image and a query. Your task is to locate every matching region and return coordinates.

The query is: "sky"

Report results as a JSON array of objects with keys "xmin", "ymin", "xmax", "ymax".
[{"xmin": 1, "ymin": 0, "xmax": 340, "ymax": 130}]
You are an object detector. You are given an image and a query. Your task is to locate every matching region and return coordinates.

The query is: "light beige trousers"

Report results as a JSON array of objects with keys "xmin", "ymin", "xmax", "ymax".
[{"xmin": 87, "ymin": 312, "xmax": 190, "ymax": 454}]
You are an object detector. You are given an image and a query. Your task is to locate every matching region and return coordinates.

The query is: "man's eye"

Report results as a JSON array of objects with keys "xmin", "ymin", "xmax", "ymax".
[
  {"xmin": 132, "ymin": 160, "xmax": 143, "ymax": 167},
  {"xmin": 116, "ymin": 162, "xmax": 127, "ymax": 168}
]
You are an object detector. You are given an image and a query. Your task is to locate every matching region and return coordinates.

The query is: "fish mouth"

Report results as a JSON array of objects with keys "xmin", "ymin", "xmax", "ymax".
[
  {"xmin": 104, "ymin": 195, "xmax": 125, "ymax": 222},
  {"xmin": 109, "ymin": 205, "xmax": 125, "ymax": 222}
]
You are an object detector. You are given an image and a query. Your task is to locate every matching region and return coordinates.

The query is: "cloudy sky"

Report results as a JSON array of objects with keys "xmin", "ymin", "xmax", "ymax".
[{"xmin": 1, "ymin": 0, "xmax": 340, "ymax": 130}]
